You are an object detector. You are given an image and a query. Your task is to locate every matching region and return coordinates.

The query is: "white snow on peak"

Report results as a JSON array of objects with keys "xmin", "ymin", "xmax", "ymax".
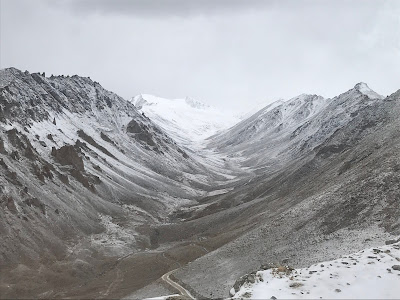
[
  {"xmin": 354, "ymin": 82, "xmax": 384, "ymax": 99},
  {"xmin": 233, "ymin": 241, "xmax": 400, "ymax": 299},
  {"xmin": 261, "ymin": 94, "xmax": 328, "ymax": 127},
  {"xmin": 131, "ymin": 94, "xmax": 148, "ymax": 109},
  {"xmin": 240, "ymin": 99, "xmax": 285, "ymax": 120},
  {"xmin": 129, "ymin": 94, "xmax": 240, "ymax": 146},
  {"xmin": 184, "ymin": 96, "xmax": 210, "ymax": 109}
]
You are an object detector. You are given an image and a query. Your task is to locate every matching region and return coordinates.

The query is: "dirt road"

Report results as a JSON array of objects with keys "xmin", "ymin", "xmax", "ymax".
[{"xmin": 161, "ymin": 269, "xmax": 195, "ymax": 299}]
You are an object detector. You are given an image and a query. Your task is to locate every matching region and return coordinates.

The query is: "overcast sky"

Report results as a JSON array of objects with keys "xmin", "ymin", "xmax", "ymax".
[{"xmin": 1, "ymin": 0, "xmax": 399, "ymax": 111}]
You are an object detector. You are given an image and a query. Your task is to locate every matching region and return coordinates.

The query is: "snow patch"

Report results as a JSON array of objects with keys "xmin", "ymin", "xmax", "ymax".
[
  {"xmin": 354, "ymin": 82, "xmax": 384, "ymax": 99},
  {"xmin": 233, "ymin": 241, "xmax": 400, "ymax": 299}
]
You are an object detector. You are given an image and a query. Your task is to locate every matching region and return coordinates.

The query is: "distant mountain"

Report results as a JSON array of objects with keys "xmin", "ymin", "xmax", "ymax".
[
  {"xmin": 238, "ymin": 98, "xmax": 284, "ymax": 120},
  {"xmin": 130, "ymin": 94, "xmax": 240, "ymax": 147},
  {"xmin": 209, "ymin": 83, "xmax": 385, "ymax": 169},
  {"xmin": 354, "ymin": 82, "xmax": 385, "ymax": 99}
]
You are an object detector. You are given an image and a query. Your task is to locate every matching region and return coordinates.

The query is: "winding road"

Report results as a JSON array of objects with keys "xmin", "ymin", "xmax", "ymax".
[
  {"xmin": 161, "ymin": 269, "xmax": 195, "ymax": 299},
  {"xmin": 159, "ymin": 243, "xmax": 209, "ymax": 299}
]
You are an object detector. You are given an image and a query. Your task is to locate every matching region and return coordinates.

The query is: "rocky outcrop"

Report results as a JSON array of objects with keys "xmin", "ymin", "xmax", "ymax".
[
  {"xmin": 127, "ymin": 119, "xmax": 157, "ymax": 148},
  {"xmin": 51, "ymin": 144, "xmax": 84, "ymax": 171},
  {"xmin": 0, "ymin": 137, "xmax": 7, "ymax": 154},
  {"xmin": 126, "ymin": 119, "xmax": 143, "ymax": 134},
  {"xmin": 77, "ymin": 129, "xmax": 116, "ymax": 159},
  {"xmin": 23, "ymin": 197, "xmax": 46, "ymax": 215},
  {"xmin": 100, "ymin": 132, "xmax": 116, "ymax": 146},
  {"xmin": 51, "ymin": 143, "xmax": 100, "ymax": 190}
]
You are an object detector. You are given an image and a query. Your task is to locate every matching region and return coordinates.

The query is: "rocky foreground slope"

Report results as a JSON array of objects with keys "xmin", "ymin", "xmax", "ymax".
[
  {"xmin": 233, "ymin": 241, "xmax": 400, "ymax": 299},
  {"xmin": 0, "ymin": 68, "xmax": 399, "ymax": 299}
]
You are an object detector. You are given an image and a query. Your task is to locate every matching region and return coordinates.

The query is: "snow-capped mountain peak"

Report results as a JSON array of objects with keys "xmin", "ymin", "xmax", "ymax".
[
  {"xmin": 184, "ymin": 96, "xmax": 209, "ymax": 110},
  {"xmin": 131, "ymin": 94, "xmax": 210, "ymax": 110},
  {"xmin": 131, "ymin": 94, "xmax": 149, "ymax": 109},
  {"xmin": 129, "ymin": 94, "xmax": 240, "ymax": 146},
  {"xmin": 353, "ymin": 82, "xmax": 384, "ymax": 99}
]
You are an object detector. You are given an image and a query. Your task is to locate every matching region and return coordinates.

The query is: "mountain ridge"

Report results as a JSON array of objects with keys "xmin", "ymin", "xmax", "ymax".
[{"xmin": 1, "ymin": 67, "xmax": 398, "ymax": 299}]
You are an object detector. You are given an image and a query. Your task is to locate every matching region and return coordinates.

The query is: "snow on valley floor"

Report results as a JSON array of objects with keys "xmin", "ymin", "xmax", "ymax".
[{"xmin": 233, "ymin": 241, "xmax": 400, "ymax": 299}]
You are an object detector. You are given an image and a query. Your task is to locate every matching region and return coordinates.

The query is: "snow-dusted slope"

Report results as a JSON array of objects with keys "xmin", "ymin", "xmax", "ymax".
[
  {"xmin": 239, "ymin": 99, "xmax": 285, "ymax": 121},
  {"xmin": 354, "ymin": 82, "xmax": 384, "ymax": 100},
  {"xmin": 233, "ymin": 241, "xmax": 400, "ymax": 299},
  {"xmin": 130, "ymin": 94, "xmax": 240, "ymax": 146},
  {"xmin": 0, "ymin": 67, "xmax": 230, "ymax": 270},
  {"xmin": 210, "ymin": 93, "xmax": 329, "ymax": 148},
  {"xmin": 209, "ymin": 83, "xmax": 385, "ymax": 169},
  {"xmin": 168, "ymin": 83, "xmax": 400, "ymax": 299},
  {"xmin": 2, "ymin": 68, "xmax": 397, "ymax": 300}
]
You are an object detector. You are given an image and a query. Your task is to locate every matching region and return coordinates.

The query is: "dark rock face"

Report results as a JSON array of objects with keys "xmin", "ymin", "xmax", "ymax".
[
  {"xmin": 47, "ymin": 134, "xmax": 54, "ymax": 142},
  {"xmin": 0, "ymin": 71, "xmax": 51, "ymax": 125},
  {"xmin": 126, "ymin": 119, "xmax": 159, "ymax": 148},
  {"xmin": 51, "ymin": 145, "xmax": 84, "ymax": 171},
  {"xmin": 136, "ymin": 131, "xmax": 156, "ymax": 147},
  {"xmin": 32, "ymin": 162, "xmax": 54, "ymax": 182},
  {"xmin": 385, "ymin": 239, "xmax": 400, "ymax": 245},
  {"xmin": 100, "ymin": 132, "xmax": 116, "ymax": 146},
  {"xmin": 23, "ymin": 197, "xmax": 46, "ymax": 215},
  {"xmin": 126, "ymin": 118, "xmax": 190, "ymax": 159},
  {"xmin": 127, "ymin": 119, "xmax": 143, "ymax": 134},
  {"xmin": 316, "ymin": 144, "xmax": 347, "ymax": 158},
  {"xmin": 1, "ymin": 195, "xmax": 18, "ymax": 214},
  {"xmin": 77, "ymin": 129, "xmax": 116, "ymax": 159},
  {"xmin": 232, "ymin": 271, "xmax": 258, "ymax": 295},
  {"xmin": 7, "ymin": 129, "xmax": 26, "ymax": 149},
  {"xmin": 5, "ymin": 129, "xmax": 40, "ymax": 162},
  {"xmin": 0, "ymin": 138, "xmax": 7, "ymax": 154},
  {"xmin": 51, "ymin": 144, "xmax": 99, "ymax": 190}
]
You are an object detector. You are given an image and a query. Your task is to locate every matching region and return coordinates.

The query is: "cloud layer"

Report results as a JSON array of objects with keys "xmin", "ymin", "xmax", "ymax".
[
  {"xmin": 53, "ymin": 0, "xmax": 279, "ymax": 17},
  {"xmin": 1, "ymin": 0, "xmax": 399, "ymax": 110}
]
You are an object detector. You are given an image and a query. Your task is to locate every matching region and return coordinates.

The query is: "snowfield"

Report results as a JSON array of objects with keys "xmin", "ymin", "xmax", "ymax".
[
  {"xmin": 233, "ymin": 241, "xmax": 400, "ymax": 299},
  {"xmin": 130, "ymin": 94, "xmax": 240, "ymax": 147}
]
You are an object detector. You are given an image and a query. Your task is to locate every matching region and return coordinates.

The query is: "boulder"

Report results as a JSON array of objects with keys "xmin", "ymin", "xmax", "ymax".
[{"xmin": 392, "ymin": 265, "xmax": 400, "ymax": 271}]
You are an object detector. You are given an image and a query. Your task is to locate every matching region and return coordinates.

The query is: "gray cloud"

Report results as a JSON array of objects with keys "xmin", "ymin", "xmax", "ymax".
[
  {"xmin": 52, "ymin": 0, "xmax": 279, "ymax": 17},
  {"xmin": 1, "ymin": 0, "xmax": 399, "ymax": 111}
]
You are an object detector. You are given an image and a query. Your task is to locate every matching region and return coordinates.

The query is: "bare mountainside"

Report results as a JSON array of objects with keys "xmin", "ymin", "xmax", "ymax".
[
  {"xmin": 0, "ymin": 68, "xmax": 239, "ymax": 299},
  {"xmin": 0, "ymin": 68, "xmax": 399, "ymax": 299},
  {"xmin": 132, "ymin": 83, "xmax": 400, "ymax": 298}
]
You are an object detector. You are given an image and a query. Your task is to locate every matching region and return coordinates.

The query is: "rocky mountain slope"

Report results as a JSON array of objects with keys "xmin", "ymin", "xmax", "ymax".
[
  {"xmin": 1, "ymin": 69, "xmax": 399, "ymax": 299},
  {"xmin": 0, "ymin": 68, "xmax": 238, "ymax": 298},
  {"xmin": 134, "ymin": 83, "xmax": 400, "ymax": 298},
  {"xmin": 209, "ymin": 83, "xmax": 384, "ymax": 169}
]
